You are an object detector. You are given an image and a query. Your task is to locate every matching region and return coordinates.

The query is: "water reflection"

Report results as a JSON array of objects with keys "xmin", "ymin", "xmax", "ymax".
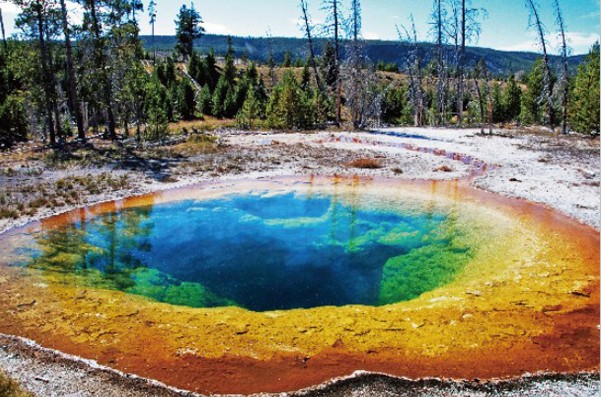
[{"xmin": 22, "ymin": 184, "xmax": 474, "ymax": 311}]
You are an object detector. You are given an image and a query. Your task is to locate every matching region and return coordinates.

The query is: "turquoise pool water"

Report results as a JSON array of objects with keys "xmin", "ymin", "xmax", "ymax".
[{"xmin": 21, "ymin": 190, "xmax": 472, "ymax": 311}]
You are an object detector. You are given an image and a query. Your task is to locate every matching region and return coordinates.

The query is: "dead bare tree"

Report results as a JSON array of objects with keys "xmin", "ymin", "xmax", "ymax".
[
  {"xmin": 524, "ymin": 0, "xmax": 554, "ymax": 129},
  {"xmin": 321, "ymin": 0, "xmax": 344, "ymax": 126},
  {"xmin": 59, "ymin": 0, "xmax": 85, "ymax": 141},
  {"xmin": 346, "ymin": 0, "xmax": 363, "ymax": 129},
  {"xmin": 0, "ymin": 7, "xmax": 7, "ymax": 51},
  {"xmin": 444, "ymin": 0, "xmax": 485, "ymax": 127},
  {"xmin": 472, "ymin": 59, "xmax": 486, "ymax": 134},
  {"xmin": 265, "ymin": 28, "xmax": 276, "ymax": 87},
  {"xmin": 430, "ymin": 0, "xmax": 447, "ymax": 126},
  {"xmin": 553, "ymin": 0, "xmax": 569, "ymax": 134},
  {"xmin": 299, "ymin": 0, "xmax": 323, "ymax": 92},
  {"xmin": 398, "ymin": 16, "xmax": 425, "ymax": 126}
]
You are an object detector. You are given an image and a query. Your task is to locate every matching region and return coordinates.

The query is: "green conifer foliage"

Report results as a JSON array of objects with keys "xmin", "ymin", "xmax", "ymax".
[
  {"xmin": 570, "ymin": 42, "xmax": 600, "ymax": 134},
  {"xmin": 177, "ymin": 79, "xmax": 196, "ymax": 120},
  {"xmin": 144, "ymin": 75, "xmax": 169, "ymax": 141},
  {"xmin": 520, "ymin": 58, "xmax": 545, "ymax": 125},
  {"xmin": 503, "ymin": 75, "xmax": 522, "ymax": 122}
]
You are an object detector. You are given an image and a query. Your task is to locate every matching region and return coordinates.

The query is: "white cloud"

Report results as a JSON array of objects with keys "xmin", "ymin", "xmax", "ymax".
[
  {"xmin": 363, "ymin": 31, "xmax": 380, "ymax": 40},
  {"xmin": 497, "ymin": 31, "xmax": 599, "ymax": 55},
  {"xmin": 0, "ymin": 1, "xmax": 20, "ymax": 15},
  {"xmin": 202, "ymin": 22, "xmax": 233, "ymax": 36}
]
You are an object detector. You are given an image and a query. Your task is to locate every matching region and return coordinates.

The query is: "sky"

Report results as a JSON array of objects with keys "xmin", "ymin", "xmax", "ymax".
[{"xmin": 0, "ymin": 0, "xmax": 599, "ymax": 55}]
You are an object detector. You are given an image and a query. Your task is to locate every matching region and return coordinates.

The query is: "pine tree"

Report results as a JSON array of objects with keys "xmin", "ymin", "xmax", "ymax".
[
  {"xmin": 267, "ymin": 71, "xmax": 314, "ymax": 130},
  {"xmin": 503, "ymin": 75, "xmax": 522, "ymax": 122},
  {"xmin": 197, "ymin": 85, "xmax": 213, "ymax": 115},
  {"xmin": 282, "ymin": 51, "xmax": 292, "ymax": 67},
  {"xmin": 205, "ymin": 49, "xmax": 219, "ymax": 91},
  {"xmin": 223, "ymin": 37, "xmax": 236, "ymax": 86},
  {"xmin": 188, "ymin": 50, "xmax": 207, "ymax": 86},
  {"xmin": 144, "ymin": 75, "xmax": 169, "ymax": 141},
  {"xmin": 234, "ymin": 77, "xmax": 250, "ymax": 114},
  {"xmin": 520, "ymin": 58, "xmax": 545, "ymax": 125},
  {"xmin": 320, "ymin": 41, "xmax": 337, "ymax": 88},
  {"xmin": 236, "ymin": 88, "xmax": 261, "ymax": 129},
  {"xmin": 382, "ymin": 86, "xmax": 407, "ymax": 124},
  {"xmin": 177, "ymin": 79, "xmax": 196, "ymax": 120},
  {"xmin": 491, "ymin": 82, "xmax": 504, "ymax": 123},
  {"xmin": 148, "ymin": 0, "xmax": 157, "ymax": 60},
  {"xmin": 570, "ymin": 42, "xmax": 600, "ymax": 134},
  {"xmin": 300, "ymin": 63, "xmax": 311, "ymax": 91},
  {"xmin": 212, "ymin": 75, "xmax": 230, "ymax": 118},
  {"xmin": 175, "ymin": 3, "xmax": 205, "ymax": 60}
]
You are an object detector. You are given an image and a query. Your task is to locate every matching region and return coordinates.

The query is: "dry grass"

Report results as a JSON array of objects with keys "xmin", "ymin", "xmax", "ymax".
[
  {"xmin": 0, "ymin": 370, "xmax": 34, "ymax": 397},
  {"xmin": 347, "ymin": 158, "xmax": 383, "ymax": 169},
  {"xmin": 0, "ymin": 172, "xmax": 133, "ymax": 220},
  {"xmin": 168, "ymin": 117, "xmax": 235, "ymax": 133}
]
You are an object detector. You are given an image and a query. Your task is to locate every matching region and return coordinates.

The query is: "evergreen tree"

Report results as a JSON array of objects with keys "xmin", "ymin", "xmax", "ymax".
[
  {"xmin": 382, "ymin": 86, "xmax": 408, "ymax": 124},
  {"xmin": 300, "ymin": 63, "xmax": 311, "ymax": 91},
  {"xmin": 320, "ymin": 41, "xmax": 337, "ymax": 88},
  {"xmin": 144, "ymin": 74, "xmax": 169, "ymax": 141},
  {"xmin": 197, "ymin": 84, "xmax": 212, "ymax": 115},
  {"xmin": 570, "ymin": 42, "xmax": 600, "ymax": 134},
  {"xmin": 503, "ymin": 75, "xmax": 522, "ymax": 122},
  {"xmin": 520, "ymin": 58, "xmax": 545, "ymax": 125},
  {"xmin": 223, "ymin": 87, "xmax": 237, "ymax": 118},
  {"xmin": 0, "ymin": 33, "xmax": 27, "ymax": 148},
  {"xmin": 157, "ymin": 57, "xmax": 177, "ymax": 88},
  {"xmin": 245, "ymin": 62, "xmax": 259, "ymax": 83},
  {"xmin": 223, "ymin": 37, "xmax": 236, "ymax": 86},
  {"xmin": 491, "ymin": 82, "xmax": 504, "ymax": 123},
  {"xmin": 282, "ymin": 51, "xmax": 292, "ymax": 67},
  {"xmin": 212, "ymin": 75, "xmax": 230, "ymax": 118},
  {"xmin": 174, "ymin": 3, "xmax": 204, "ymax": 60},
  {"xmin": 177, "ymin": 79, "xmax": 196, "ymax": 120},
  {"xmin": 236, "ymin": 88, "xmax": 261, "ymax": 129},
  {"xmin": 0, "ymin": 95, "xmax": 28, "ymax": 148},
  {"xmin": 204, "ymin": 49, "xmax": 219, "ymax": 90},
  {"xmin": 266, "ymin": 71, "xmax": 314, "ymax": 130},
  {"xmin": 234, "ymin": 77, "xmax": 250, "ymax": 113},
  {"xmin": 188, "ymin": 50, "xmax": 206, "ymax": 86}
]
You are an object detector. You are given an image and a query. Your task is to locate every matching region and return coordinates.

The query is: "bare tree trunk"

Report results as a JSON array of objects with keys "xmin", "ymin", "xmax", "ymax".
[
  {"xmin": 350, "ymin": 0, "xmax": 362, "ymax": 129},
  {"xmin": 486, "ymin": 76, "xmax": 493, "ymax": 134},
  {"xmin": 0, "ymin": 8, "xmax": 7, "ymax": 51},
  {"xmin": 473, "ymin": 76, "xmax": 484, "ymax": 134},
  {"xmin": 333, "ymin": 0, "xmax": 342, "ymax": 126},
  {"xmin": 458, "ymin": 0, "xmax": 466, "ymax": 126},
  {"xmin": 34, "ymin": 1, "xmax": 57, "ymax": 145},
  {"xmin": 525, "ymin": 0, "xmax": 553, "ymax": 129},
  {"xmin": 399, "ymin": 18, "xmax": 424, "ymax": 127},
  {"xmin": 435, "ymin": 0, "xmax": 446, "ymax": 126},
  {"xmin": 59, "ymin": 0, "xmax": 85, "ymax": 141},
  {"xmin": 300, "ymin": 0, "xmax": 323, "ymax": 91},
  {"xmin": 554, "ymin": 0, "xmax": 569, "ymax": 134},
  {"xmin": 89, "ymin": 0, "xmax": 117, "ymax": 140},
  {"xmin": 151, "ymin": 22, "xmax": 155, "ymax": 61}
]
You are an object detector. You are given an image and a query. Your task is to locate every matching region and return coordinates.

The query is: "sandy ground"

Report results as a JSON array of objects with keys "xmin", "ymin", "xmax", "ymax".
[{"xmin": 0, "ymin": 127, "xmax": 599, "ymax": 396}]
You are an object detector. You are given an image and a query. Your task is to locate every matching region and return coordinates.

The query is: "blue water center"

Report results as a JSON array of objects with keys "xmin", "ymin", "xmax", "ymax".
[{"xmin": 25, "ymin": 190, "xmax": 472, "ymax": 311}]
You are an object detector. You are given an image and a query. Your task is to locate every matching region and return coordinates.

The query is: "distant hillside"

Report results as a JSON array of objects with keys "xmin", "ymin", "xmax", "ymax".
[{"xmin": 141, "ymin": 34, "xmax": 585, "ymax": 77}]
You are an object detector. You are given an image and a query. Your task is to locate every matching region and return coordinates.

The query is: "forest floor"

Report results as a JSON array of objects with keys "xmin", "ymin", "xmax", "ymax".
[{"xmin": 0, "ymin": 126, "xmax": 599, "ymax": 396}]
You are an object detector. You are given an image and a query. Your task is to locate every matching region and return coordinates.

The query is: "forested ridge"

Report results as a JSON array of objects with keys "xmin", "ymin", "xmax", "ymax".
[
  {"xmin": 140, "ymin": 34, "xmax": 586, "ymax": 76},
  {"xmin": 0, "ymin": 0, "xmax": 598, "ymax": 149}
]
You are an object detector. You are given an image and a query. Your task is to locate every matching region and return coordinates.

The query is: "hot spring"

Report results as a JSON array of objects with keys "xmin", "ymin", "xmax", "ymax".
[{"xmin": 0, "ymin": 176, "xmax": 598, "ymax": 394}]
